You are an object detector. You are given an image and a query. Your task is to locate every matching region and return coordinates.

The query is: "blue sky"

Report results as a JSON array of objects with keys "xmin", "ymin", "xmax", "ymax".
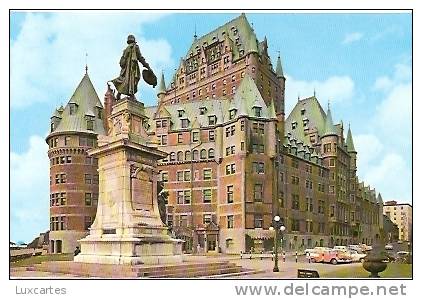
[{"xmin": 10, "ymin": 12, "xmax": 412, "ymax": 242}]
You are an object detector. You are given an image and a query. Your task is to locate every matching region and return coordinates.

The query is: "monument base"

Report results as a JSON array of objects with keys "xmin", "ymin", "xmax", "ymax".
[{"xmin": 74, "ymin": 235, "xmax": 183, "ymax": 265}]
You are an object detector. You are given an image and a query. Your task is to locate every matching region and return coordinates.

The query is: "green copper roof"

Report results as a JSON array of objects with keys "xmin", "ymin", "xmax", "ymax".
[
  {"xmin": 157, "ymin": 71, "xmax": 166, "ymax": 96},
  {"xmin": 346, "ymin": 125, "xmax": 356, "ymax": 152},
  {"xmin": 50, "ymin": 73, "xmax": 105, "ymax": 135},
  {"xmin": 285, "ymin": 96, "xmax": 327, "ymax": 145},
  {"xmin": 185, "ymin": 13, "xmax": 258, "ymax": 61},
  {"xmin": 145, "ymin": 74, "xmax": 274, "ymax": 132},
  {"xmin": 246, "ymin": 31, "xmax": 259, "ymax": 54},
  {"xmin": 323, "ymin": 104, "xmax": 337, "ymax": 137},
  {"xmin": 377, "ymin": 193, "xmax": 383, "ymax": 204},
  {"xmin": 275, "ymin": 55, "xmax": 284, "ymax": 78}
]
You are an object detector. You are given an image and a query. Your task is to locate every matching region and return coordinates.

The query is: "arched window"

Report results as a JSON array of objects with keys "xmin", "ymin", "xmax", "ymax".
[
  {"xmin": 200, "ymin": 149, "xmax": 207, "ymax": 159},
  {"xmin": 193, "ymin": 150, "xmax": 199, "ymax": 161},
  {"xmin": 170, "ymin": 152, "xmax": 176, "ymax": 161},
  {"xmin": 185, "ymin": 150, "xmax": 191, "ymax": 161},
  {"xmin": 177, "ymin": 151, "xmax": 183, "ymax": 161},
  {"xmin": 208, "ymin": 148, "xmax": 215, "ymax": 159}
]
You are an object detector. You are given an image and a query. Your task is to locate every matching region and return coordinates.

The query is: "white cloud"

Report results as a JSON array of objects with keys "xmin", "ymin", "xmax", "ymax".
[
  {"xmin": 11, "ymin": 135, "xmax": 50, "ymax": 242},
  {"xmin": 363, "ymin": 153, "xmax": 411, "ymax": 203},
  {"xmin": 342, "ymin": 32, "xmax": 364, "ymax": 44},
  {"xmin": 373, "ymin": 63, "xmax": 411, "ymax": 92},
  {"xmin": 285, "ymin": 75, "xmax": 355, "ymax": 113},
  {"xmin": 11, "ymin": 12, "xmax": 173, "ymax": 109},
  {"xmin": 354, "ymin": 134, "xmax": 384, "ymax": 173}
]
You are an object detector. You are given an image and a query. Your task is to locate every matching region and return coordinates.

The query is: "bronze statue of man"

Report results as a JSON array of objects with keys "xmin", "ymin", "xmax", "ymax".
[{"xmin": 111, "ymin": 34, "xmax": 156, "ymax": 100}]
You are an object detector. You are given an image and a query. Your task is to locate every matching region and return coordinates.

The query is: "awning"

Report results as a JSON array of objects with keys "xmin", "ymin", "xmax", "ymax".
[{"xmin": 245, "ymin": 229, "xmax": 275, "ymax": 240}]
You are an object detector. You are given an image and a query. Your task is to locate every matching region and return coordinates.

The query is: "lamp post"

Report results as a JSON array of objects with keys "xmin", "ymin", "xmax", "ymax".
[{"xmin": 270, "ymin": 215, "xmax": 286, "ymax": 272}]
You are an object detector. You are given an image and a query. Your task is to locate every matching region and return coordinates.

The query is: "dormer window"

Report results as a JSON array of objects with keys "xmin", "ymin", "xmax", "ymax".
[
  {"xmin": 178, "ymin": 109, "xmax": 185, "ymax": 117},
  {"xmin": 69, "ymin": 103, "xmax": 77, "ymax": 115},
  {"xmin": 303, "ymin": 118, "xmax": 309, "ymax": 127},
  {"xmin": 97, "ymin": 107, "xmax": 103, "ymax": 119},
  {"xmin": 229, "ymin": 109, "xmax": 237, "ymax": 120},
  {"xmin": 301, "ymin": 108, "xmax": 306, "ymax": 115},
  {"xmin": 208, "ymin": 115, "xmax": 216, "ymax": 126},
  {"xmin": 253, "ymin": 107, "xmax": 262, "ymax": 117},
  {"xmin": 292, "ymin": 121, "xmax": 298, "ymax": 130},
  {"xmin": 181, "ymin": 118, "xmax": 189, "ymax": 128},
  {"xmin": 50, "ymin": 122, "xmax": 55, "ymax": 132},
  {"xmin": 200, "ymin": 107, "xmax": 207, "ymax": 115},
  {"xmin": 87, "ymin": 119, "xmax": 94, "ymax": 131}
]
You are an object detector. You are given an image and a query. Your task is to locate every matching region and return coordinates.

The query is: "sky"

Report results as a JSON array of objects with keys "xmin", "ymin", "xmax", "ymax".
[{"xmin": 10, "ymin": 12, "xmax": 412, "ymax": 243}]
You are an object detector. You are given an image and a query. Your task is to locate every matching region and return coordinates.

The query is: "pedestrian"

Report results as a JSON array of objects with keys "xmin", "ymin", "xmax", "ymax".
[
  {"xmin": 240, "ymin": 251, "xmax": 243, "ymax": 259},
  {"xmin": 197, "ymin": 243, "xmax": 201, "ymax": 254},
  {"xmin": 282, "ymin": 251, "xmax": 286, "ymax": 262},
  {"xmin": 295, "ymin": 251, "xmax": 298, "ymax": 263},
  {"xmin": 306, "ymin": 251, "xmax": 311, "ymax": 263},
  {"xmin": 74, "ymin": 246, "xmax": 81, "ymax": 256}
]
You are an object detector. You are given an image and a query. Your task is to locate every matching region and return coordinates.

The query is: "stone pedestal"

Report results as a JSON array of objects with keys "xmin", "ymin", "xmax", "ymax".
[{"xmin": 75, "ymin": 98, "xmax": 183, "ymax": 265}]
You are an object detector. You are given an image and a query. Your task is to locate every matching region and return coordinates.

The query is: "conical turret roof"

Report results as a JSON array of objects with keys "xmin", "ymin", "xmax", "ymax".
[
  {"xmin": 323, "ymin": 103, "xmax": 337, "ymax": 137},
  {"xmin": 157, "ymin": 71, "xmax": 166, "ymax": 96},
  {"xmin": 51, "ymin": 73, "xmax": 105, "ymax": 135},
  {"xmin": 346, "ymin": 125, "xmax": 356, "ymax": 152},
  {"xmin": 276, "ymin": 54, "xmax": 284, "ymax": 78}
]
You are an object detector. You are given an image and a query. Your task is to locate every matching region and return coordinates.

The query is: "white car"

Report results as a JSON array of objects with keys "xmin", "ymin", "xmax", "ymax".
[
  {"xmin": 349, "ymin": 250, "xmax": 366, "ymax": 262},
  {"xmin": 333, "ymin": 246, "xmax": 348, "ymax": 252},
  {"xmin": 385, "ymin": 244, "xmax": 394, "ymax": 250}
]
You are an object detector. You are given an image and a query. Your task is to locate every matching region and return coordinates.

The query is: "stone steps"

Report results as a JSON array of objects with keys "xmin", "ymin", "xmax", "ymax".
[{"xmin": 26, "ymin": 260, "xmax": 249, "ymax": 278}]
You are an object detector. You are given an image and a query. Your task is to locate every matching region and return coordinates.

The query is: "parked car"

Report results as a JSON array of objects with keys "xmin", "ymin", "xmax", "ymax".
[
  {"xmin": 349, "ymin": 250, "xmax": 366, "ymax": 262},
  {"xmin": 397, "ymin": 240, "xmax": 403, "ymax": 244},
  {"xmin": 385, "ymin": 244, "xmax": 394, "ymax": 250},
  {"xmin": 333, "ymin": 246, "xmax": 348, "ymax": 251},
  {"xmin": 314, "ymin": 249, "xmax": 352, "ymax": 265},
  {"xmin": 360, "ymin": 244, "xmax": 372, "ymax": 252},
  {"xmin": 348, "ymin": 244, "xmax": 361, "ymax": 251}
]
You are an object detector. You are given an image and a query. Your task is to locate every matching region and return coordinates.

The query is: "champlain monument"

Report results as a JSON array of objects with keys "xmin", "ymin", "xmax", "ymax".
[{"xmin": 74, "ymin": 35, "xmax": 183, "ymax": 265}]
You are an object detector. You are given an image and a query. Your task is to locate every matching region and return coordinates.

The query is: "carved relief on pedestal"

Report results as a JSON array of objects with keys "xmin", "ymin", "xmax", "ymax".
[{"xmin": 130, "ymin": 164, "xmax": 154, "ymax": 212}]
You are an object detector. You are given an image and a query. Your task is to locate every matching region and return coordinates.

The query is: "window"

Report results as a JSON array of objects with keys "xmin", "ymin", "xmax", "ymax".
[
  {"xmin": 193, "ymin": 150, "xmax": 199, "ymax": 160},
  {"xmin": 69, "ymin": 103, "xmax": 76, "ymax": 115},
  {"xmin": 225, "ymin": 146, "xmax": 235, "ymax": 156},
  {"xmin": 177, "ymin": 171, "xmax": 184, "ymax": 182},
  {"xmin": 227, "ymin": 215, "xmax": 234, "ymax": 229},
  {"xmin": 225, "ymin": 163, "xmax": 236, "ymax": 175},
  {"xmin": 208, "ymin": 115, "xmax": 216, "ymax": 126},
  {"xmin": 85, "ymin": 193, "xmax": 92, "ymax": 206},
  {"xmin": 184, "ymin": 190, "xmax": 191, "ymax": 204},
  {"xmin": 181, "ymin": 119, "xmax": 189, "ymax": 128},
  {"xmin": 179, "ymin": 215, "xmax": 188, "ymax": 227},
  {"xmin": 329, "ymin": 185, "xmax": 335, "ymax": 194},
  {"xmin": 167, "ymin": 215, "xmax": 173, "ymax": 227},
  {"xmin": 253, "ymin": 107, "xmax": 262, "ymax": 117},
  {"xmin": 85, "ymin": 174, "xmax": 92, "ymax": 184},
  {"xmin": 178, "ymin": 109, "xmax": 184, "ymax": 117},
  {"xmin": 203, "ymin": 169, "xmax": 212, "ymax": 180},
  {"xmin": 161, "ymin": 172, "xmax": 169, "ymax": 182},
  {"xmin": 177, "ymin": 151, "xmax": 184, "ymax": 161},
  {"xmin": 291, "ymin": 122, "xmax": 297, "ymax": 130},
  {"xmin": 64, "ymin": 136, "xmax": 71, "ymax": 146},
  {"xmin": 60, "ymin": 192, "xmax": 66, "ymax": 205},
  {"xmin": 208, "ymin": 130, "xmax": 215, "ymax": 141},
  {"xmin": 330, "ymin": 206, "xmax": 335, "ymax": 217},
  {"xmin": 252, "ymin": 143, "xmax": 264, "ymax": 154},
  {"xmin": 170, "ymin": 152, "xmax": 176, "ymax": 161},
  {"xmin": 254, "ymin": 214, "xmax": 263, "ymax": 228},
  {"xmin": 306, "ymin": 221, "xmax": 313, "ymax": 233},
  {"xmin": 93, "ymin": 174, "xmax": 99, "ymax": 184},
  {"xmin": 240, "ymin": 120, "xmax": 245, "ymax": 131},
  {"xmin": 306, "ymin": 197, "xmax": 313, "ymax": 212},
  {"xmin": 199, "ymin": 107, "xmax": 207, "ymax": 115},
  {"xmin": 162, "ymin": 119, "xmax": 168, "ymax": 127},
  {"xmin": 323, "ymin": 144, "xmax": 332, "ymax": 153},
  {"xmin": 200, "ymin": 149, "xmax": 207, "ymax": 159},
  {"xmin": 203, "ymin": 214, "xmax": 212, "ymax": 225},
  {"xmin": 254, "ymin": 184, "xmax": 263, "ymax": 202},
  {"xmin": 203, "ymin": 189, "xmax": 212, "ymax": 203},
  {"xmin": 60, "ymin": 173, "xmax": 66, "ymax": 183},
  {"xmin": 160, "ymin": 135, "xmax": 167, "ymax": 145},
  {"xmin": 192, "ymin": 131, "xmax": 199, "ymax": 142},
  {"xmin": 291, "ymin": 159, "xmax": 299, "ymax": 168},
  {"xmin": 227, "ymin": 185, "xmax": 234, "ymax": 203},
  {"xmin": 156, "ymin": 120, "xmax": 162, "ymax": 128},
  {"xmin": 329, "ymin": 158, "xmax": 335, "ymax": 167},
  {"xmin": 292, "ymin": 194, "xmax": 300, "ymax": 210},
  {"xmin": 177, "ymin": 191, "xmax": 184, "ymax": 204},
  {"xmin": 177, "ymin": 133, "xmax": 183, "ymax": 143},
  {"xmin": 229, "ymin": 109, "xmax": 236, "ymax": 120},
  {"xmin": 87, "ymin": 119, "xmax": 94, "ymax": 130},
  {"xmin": 66, "ymin": 156, "xmax": 72, "ymax": 163},
  {"xmin": 252, "ymin": 162, "xmax": 265, "ymax": 174},
  {"xmin": 184, "ymin": 170, "xmax": 191, "ymax": 181},
  {"xmin": 291, "ymin": 219, "xmax": 300, "ymax": 231},
  {"xmin": 185, "ymin": 151, "xmax": 191, "ymax": 161}
]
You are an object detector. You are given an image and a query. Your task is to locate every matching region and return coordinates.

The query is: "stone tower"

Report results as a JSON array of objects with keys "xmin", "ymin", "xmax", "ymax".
[{"xmin": 46, "ymin": 70, "xmax": 106, "ymax": 253}]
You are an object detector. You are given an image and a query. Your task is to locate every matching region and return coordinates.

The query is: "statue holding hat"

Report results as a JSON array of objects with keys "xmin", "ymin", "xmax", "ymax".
[{"xmin": 110, "ymin": 34, "xmax": 157, "ymax": 100}]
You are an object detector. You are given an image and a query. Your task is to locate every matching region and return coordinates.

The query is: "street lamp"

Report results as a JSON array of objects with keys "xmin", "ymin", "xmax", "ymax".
[{"xmin": 270, "ymin": 215, "xmax": 286, "ymax": 272}]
